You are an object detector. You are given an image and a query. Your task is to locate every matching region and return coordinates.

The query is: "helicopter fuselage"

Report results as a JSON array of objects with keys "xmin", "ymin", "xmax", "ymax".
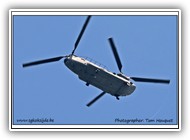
[{"xmin": 64, "ymin": 55, "xmax": 136, "ymax": 97}]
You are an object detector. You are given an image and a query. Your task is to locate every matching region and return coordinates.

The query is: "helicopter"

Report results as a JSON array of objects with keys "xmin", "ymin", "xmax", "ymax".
[{"xmin": 23, "ymin": 16, "xmax": 170, "ymax": 107}]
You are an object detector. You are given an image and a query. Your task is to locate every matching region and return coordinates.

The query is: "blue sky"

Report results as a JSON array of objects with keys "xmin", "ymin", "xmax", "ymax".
[{"xmin": 13, "ymin": 15, "xmax": 178, "ymax": 125}]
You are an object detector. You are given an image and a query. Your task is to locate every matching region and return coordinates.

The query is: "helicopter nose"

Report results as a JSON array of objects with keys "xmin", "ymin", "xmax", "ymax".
[{"xmin": 64, "ymin": 58, "xmax": 68, "ymax": 64}]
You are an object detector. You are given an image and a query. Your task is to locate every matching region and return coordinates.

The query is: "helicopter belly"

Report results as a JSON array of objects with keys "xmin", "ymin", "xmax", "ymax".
[{"xmin": 78, "ymin": 63, "xmax": 136, "ymax": 96}]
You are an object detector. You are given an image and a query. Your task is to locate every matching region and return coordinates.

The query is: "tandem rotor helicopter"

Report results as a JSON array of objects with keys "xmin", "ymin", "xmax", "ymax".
[{"xmin": 23, "ymin": 16, "xmax": 170, "ymax": 107}]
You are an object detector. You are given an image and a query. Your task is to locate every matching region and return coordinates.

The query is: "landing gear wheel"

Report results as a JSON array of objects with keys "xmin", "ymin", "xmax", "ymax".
[
  {"xmin": 115, "ymin": 96, "xmax": 120, "ymax": 100},
  {"xmin": 86, "ymin": 83, "xmax": 90, "ymax": 86}
]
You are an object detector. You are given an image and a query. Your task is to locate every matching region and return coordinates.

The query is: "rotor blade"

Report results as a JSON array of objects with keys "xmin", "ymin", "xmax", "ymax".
[
  {"xmin": 130, "ymin": 77, "xmax": 170, "ymax": 84},
  {"xmin": 108, "ymin": 38, "xmax": 122, "ymax": 73},
  {"xmin": 86, "ymin": 91, "xmax": 106, "ymax": 107},
  {"xmin": 23, "ymin": 56, "xmax": 64, "ymax": 67},
  {"xmin": 72, "ymin": 16, "xmax": 91, "ymax": 55}
]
